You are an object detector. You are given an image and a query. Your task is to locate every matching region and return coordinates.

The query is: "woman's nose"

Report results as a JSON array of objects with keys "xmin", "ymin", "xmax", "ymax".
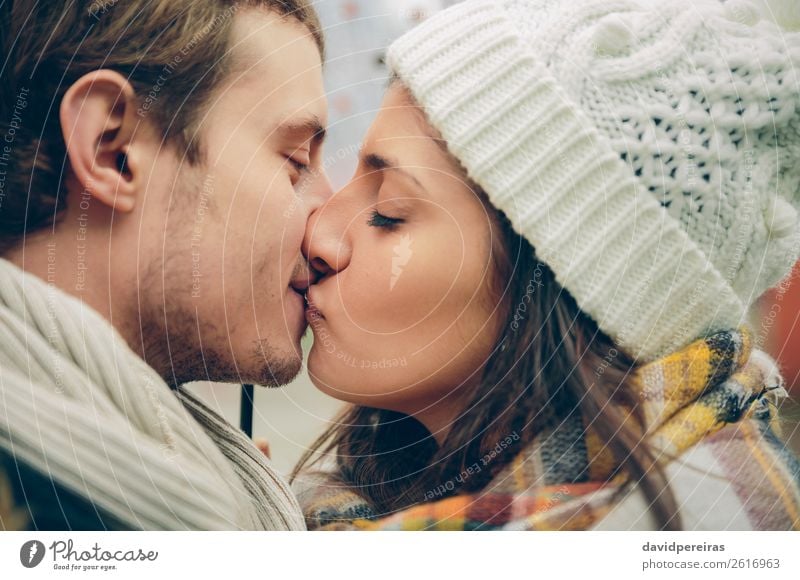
[{"xmin": 302, "ymin": 194, "xmax": 353, "ymax": 280}]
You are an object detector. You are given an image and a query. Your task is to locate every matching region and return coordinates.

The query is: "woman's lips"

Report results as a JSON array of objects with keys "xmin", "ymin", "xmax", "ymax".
[{"xmin": 305, "ymin": 288, "xmax": 325, "ymax": 322}]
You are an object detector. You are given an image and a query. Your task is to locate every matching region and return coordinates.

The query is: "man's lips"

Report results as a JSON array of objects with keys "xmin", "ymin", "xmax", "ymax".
[
  {"xmin": 289, "ymin": 272, "xmax": 314, "ymax": 293},
  {"xmin": 289, "ymin": 265, "xmax": 316, "ymax": 321}
]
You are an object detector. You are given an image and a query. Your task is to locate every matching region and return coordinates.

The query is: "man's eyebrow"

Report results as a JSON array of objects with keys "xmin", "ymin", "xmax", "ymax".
[
  {"xmin": 363, "ymin": 153, "xmax": 427, "ymax": 193},
  {"xmin": 277, "ymin": 115, "xmax": 327, "ymax": 145}
]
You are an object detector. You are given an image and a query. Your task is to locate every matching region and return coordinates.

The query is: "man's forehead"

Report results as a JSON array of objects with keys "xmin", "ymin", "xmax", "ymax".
[
  {"xmin": 220, "ymin": 9, "xmax": 327, "ymax": 136},
  {"xmin": 229, "ymin": 8, "xmax": 323, "ymax": 75}
]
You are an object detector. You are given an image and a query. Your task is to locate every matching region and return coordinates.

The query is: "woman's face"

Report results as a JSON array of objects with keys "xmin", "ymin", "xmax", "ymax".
[{"xmin": 303, "ymin": 85, "xmax": 505, "ymax": 435}]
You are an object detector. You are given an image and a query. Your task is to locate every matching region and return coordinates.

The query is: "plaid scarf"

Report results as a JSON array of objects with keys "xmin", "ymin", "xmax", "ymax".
[{"xmin": 297, "ymin": 329, "xmax": 800, "ymax": 530}]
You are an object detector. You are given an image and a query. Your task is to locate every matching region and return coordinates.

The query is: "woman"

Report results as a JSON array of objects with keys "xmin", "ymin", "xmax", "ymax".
[{"xmin": 292, "ymin": 0, "xmax": 800, "ymax": 530}]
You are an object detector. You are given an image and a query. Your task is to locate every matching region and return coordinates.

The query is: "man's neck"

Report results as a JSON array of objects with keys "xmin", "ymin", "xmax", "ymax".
[
  {"xmin": 4, "ymin": 218, "xmax": 142, "ymax": 361},
  {"xmin": 7, "ymin": 233, "xmax": 106, "ymax": 313}
]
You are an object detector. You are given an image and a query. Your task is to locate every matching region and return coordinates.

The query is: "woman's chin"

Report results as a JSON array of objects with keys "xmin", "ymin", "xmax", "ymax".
[
  {"xmin": 305, "ymin": 355, "xmax": 367, "ymax": 406},
  {"xmin": 308, "ymin": 376, "xmax": 360, "ymax": 405},
  {"xmin": 306, "ymin": 349, "xmax": 345, "ymax": 400}
]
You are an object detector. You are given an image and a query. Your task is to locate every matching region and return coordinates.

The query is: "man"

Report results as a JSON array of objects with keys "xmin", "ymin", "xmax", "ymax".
[{"xmin": 0, "ymin": 0, "xmax": 330, "ymax": 530}]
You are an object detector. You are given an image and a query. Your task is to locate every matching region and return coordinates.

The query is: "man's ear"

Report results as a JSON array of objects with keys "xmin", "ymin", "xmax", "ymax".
[{"xmin": 60, "ymin": 70, "xmax": 144, "ymax": 213}]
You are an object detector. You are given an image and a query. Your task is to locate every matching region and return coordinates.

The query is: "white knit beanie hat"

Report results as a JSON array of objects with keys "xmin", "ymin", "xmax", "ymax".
[{"xmin": 387, "ymin": 0, "xmax": 800, "ymax": 361}]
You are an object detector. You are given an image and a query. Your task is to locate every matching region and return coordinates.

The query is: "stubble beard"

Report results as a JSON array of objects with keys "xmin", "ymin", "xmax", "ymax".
[{"xmin": 136, "ymin": 167, "xmax": 303, "ymax": 389}]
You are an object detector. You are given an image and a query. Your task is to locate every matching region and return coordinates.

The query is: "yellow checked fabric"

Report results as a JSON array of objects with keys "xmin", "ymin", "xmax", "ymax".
[{"xmin": 299, "ymin": 329, "xmax": 800, "ymax": 531}]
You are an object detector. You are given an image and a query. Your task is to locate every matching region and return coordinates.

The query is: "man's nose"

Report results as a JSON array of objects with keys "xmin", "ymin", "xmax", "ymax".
[
  {"xmin": 305, "ymin": 169, "xmax": 334, "ymax": 215},
  {"xmin": 302, "ymin": 193, "xmax": 353, "ymax": 281}
]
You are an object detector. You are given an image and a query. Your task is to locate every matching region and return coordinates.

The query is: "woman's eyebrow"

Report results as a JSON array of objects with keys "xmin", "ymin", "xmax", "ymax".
[{"xmin": 362, "ymin": 152, "xmax": 428, "ymax": 194}]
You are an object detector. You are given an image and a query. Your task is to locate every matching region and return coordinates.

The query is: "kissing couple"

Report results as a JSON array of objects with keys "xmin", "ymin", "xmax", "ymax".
[{"xmin": 1, "ymin": 0, "xmax": 799, "ymax": 531}]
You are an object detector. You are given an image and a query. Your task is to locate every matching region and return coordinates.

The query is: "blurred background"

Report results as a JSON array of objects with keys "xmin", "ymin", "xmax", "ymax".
[{"xmin": 186, "ymin": 0, "xmax": 800, "ymax": 478}]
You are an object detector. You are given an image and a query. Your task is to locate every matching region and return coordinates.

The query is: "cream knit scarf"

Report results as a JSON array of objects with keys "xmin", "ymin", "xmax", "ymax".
[{"xmin": 0, "ymin": 258, "xmax": 305, "ymax": 530}]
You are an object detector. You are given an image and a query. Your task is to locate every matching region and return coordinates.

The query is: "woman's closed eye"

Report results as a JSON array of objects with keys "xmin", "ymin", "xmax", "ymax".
[{"xmin": 367, "ymin": 209, "xmax": 404, "ymax": 230}]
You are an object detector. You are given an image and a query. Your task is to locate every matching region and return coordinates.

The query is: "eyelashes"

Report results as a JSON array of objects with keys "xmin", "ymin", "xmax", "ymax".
[
  {"xmin": 367, "ymin": 210, "xmax": 404, "ymax": 230},
  {"xmin": 286, "ymin": 156, "xmax": 310, "ymax": 186},
  {"xmin": 288, "ymin": 157, "xmax": 309, "ymax": 173}
]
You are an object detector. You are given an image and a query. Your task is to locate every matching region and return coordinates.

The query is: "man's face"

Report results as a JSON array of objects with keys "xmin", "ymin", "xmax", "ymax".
[{"xmin": 138, "ymin": 10, "xmax": 329, "ymax": 386}]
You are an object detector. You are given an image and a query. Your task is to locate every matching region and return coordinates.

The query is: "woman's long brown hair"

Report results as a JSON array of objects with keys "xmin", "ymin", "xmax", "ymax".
[{"xmin": 292, "ymin": 124, "xmax": 681, "ymax": 534}]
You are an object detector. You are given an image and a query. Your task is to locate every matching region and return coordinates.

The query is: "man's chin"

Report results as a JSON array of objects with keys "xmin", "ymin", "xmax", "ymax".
[
  {"xmin": 249, "ymin": 354, "xmax": 303, "ymax": 388},
  {"xmin": 162, "ymin": 340, "xmax": 303, "ymax": 388},
  {"xmin": 237, "ymin": 336, "xmax": 302, "ymax": 387}
]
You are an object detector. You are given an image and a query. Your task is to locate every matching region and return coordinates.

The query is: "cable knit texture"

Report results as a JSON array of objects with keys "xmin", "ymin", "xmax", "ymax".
[
  {"xmin": 0, "ymin": 259, "xmax": 305, "ymax": 530},
  {"xmin": 387, "ymin": 0, "xmax": 800, "ymax": 361}
]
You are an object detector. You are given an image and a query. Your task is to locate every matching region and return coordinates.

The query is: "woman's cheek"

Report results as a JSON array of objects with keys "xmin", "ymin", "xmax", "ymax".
[
  {"xmin": 344, "ymin": 229, "xmax": 461, "ymax": 331},
  {"xmin": 341, "ymin": 236, "xmax": 410, "ymax": 321}
]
